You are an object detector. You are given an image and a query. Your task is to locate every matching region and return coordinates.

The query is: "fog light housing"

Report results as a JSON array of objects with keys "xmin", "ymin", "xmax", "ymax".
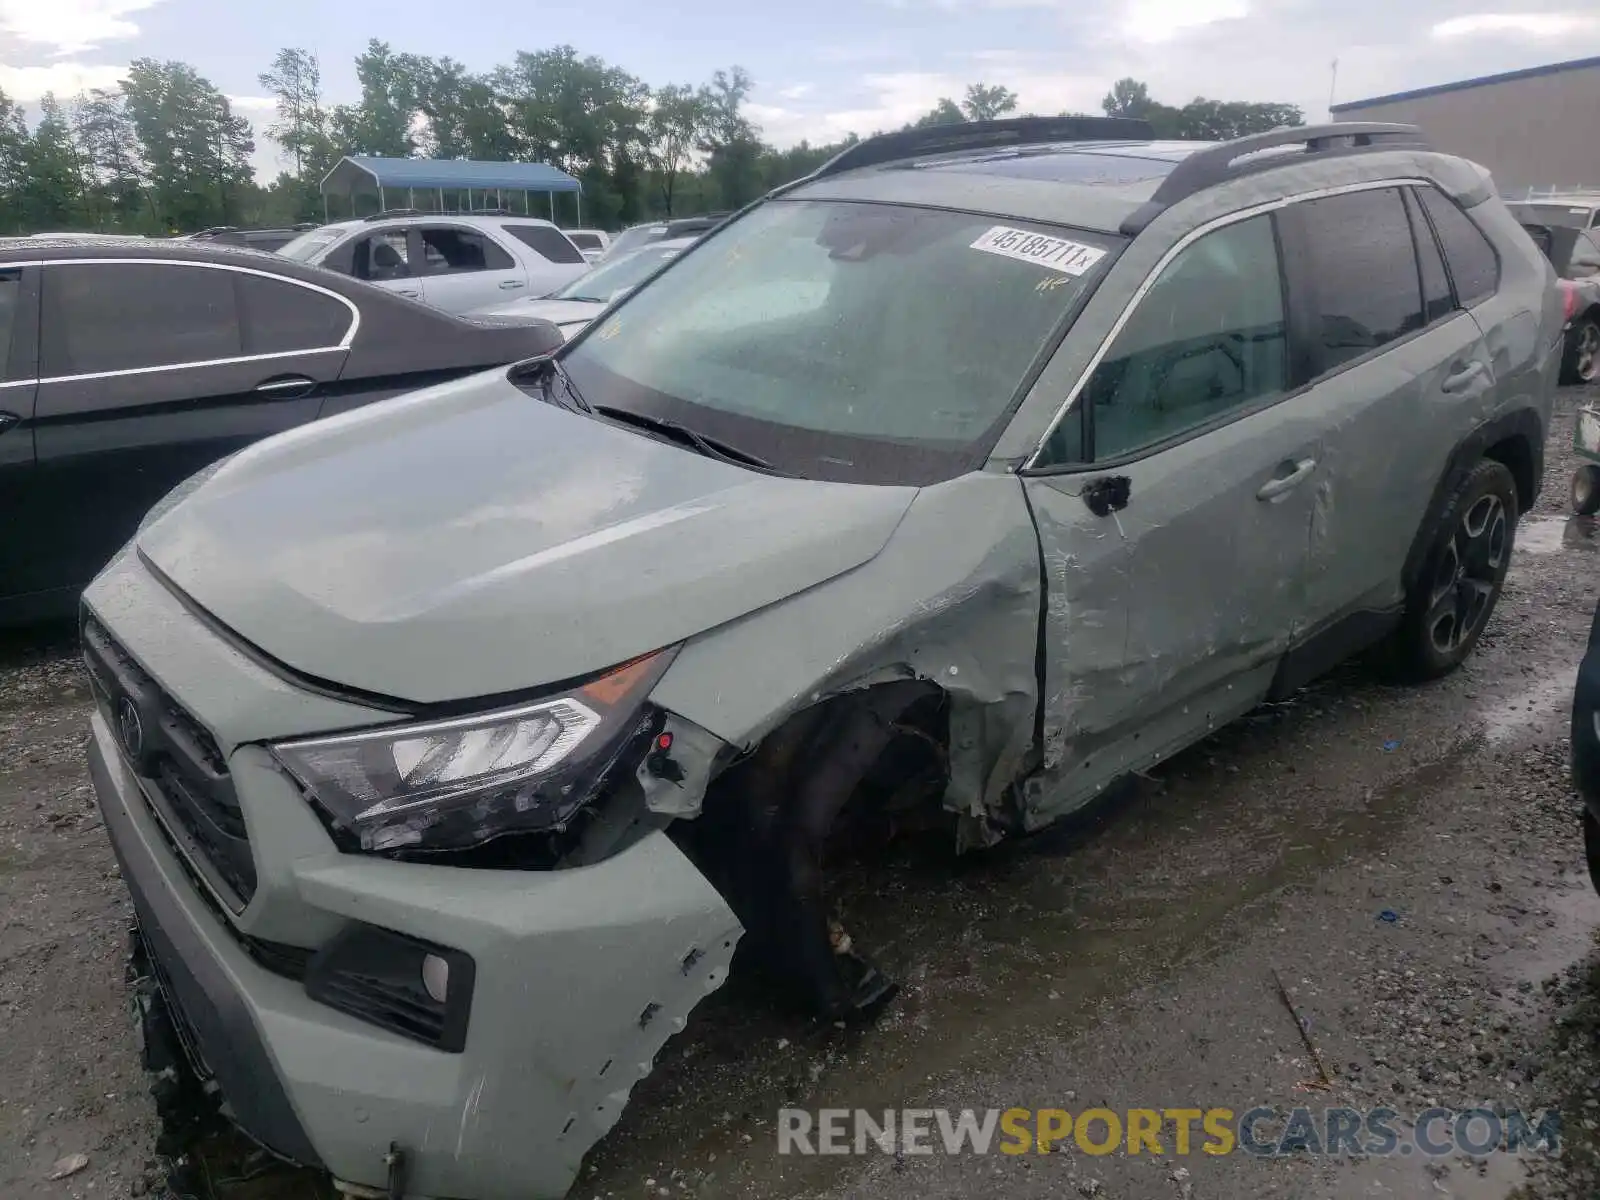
[
  {"xmin": 421, "ymin": 953, "xmax": 450, "ymax": 1004},
  {"xmin": 304, "ymin": 925, "xmax": 475, "ymax": 1052}
]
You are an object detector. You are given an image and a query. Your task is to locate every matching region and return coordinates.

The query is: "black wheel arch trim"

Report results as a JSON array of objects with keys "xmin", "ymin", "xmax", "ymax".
[{"xmin": 1400, "ymin": 407, "xmax": 1543, "ymax": 599}]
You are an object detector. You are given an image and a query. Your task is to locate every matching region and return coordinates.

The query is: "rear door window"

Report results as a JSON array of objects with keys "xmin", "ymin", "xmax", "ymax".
[
  {"xmin": 42, "ymin": 262, "xmax": 242, "ymax": 375},
  {"xmin": 503, "ymin": 224, "xmax": 586, "ymax": 265},
  {"xmin": 236, "ymin": 274, "xmax": 354, "ymax": 354},
  {"xmin": 1416, "ymin": 187, "xmax": 1499, "ymax": 305},
  {"xmin": 1295, "ymin": 187, "xmax": 1425, "ymax": 374},
  {"xmin": 418, "ymin": 227, "xmax": 515, "ymax": 275}
]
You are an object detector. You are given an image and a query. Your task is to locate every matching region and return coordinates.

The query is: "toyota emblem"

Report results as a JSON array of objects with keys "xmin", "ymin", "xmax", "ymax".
[{"xmin": 116, "ymin": 696, "xmax": 145, "ymax": 759}]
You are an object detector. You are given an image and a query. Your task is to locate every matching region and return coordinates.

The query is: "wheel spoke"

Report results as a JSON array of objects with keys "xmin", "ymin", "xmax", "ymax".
[{"xmin": 1426, "ymin": 584, "xmax": 1462, "ymax": 652}]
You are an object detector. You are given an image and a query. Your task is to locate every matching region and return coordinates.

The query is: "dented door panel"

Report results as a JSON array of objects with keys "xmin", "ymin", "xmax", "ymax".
[{"xmin": 1022, "ymin": 401, "xmax": 1321, "ymax": 825}]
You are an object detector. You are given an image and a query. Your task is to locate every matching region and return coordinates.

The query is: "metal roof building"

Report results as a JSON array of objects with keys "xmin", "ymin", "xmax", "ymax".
[
  {"xmin": 1331, "ymin": 55, "xmax": 1600, "ymax": 195},
  {"xmin": 321, "ymin": 156, "xmax": 584, "ymax": 220}
]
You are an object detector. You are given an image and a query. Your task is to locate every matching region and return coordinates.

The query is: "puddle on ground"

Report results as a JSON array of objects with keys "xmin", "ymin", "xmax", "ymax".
[
  {"xmin": 1518, "ymin": 515, "xmax": 1600, "ymax": 556},
  {"xmin": 1480, "ymin": 664, "xmax": 1579, "ymax": 744}
]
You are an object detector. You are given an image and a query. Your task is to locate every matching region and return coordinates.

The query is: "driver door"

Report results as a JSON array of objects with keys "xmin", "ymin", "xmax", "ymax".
[{"xmin": 1020, "ymin": 213, "xmax": 1320, "ymax": 824}]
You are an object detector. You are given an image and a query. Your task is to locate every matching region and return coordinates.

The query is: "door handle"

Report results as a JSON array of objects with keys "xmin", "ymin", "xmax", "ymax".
[
  {"xmin": 394, "ymin": 288, "xmax": 422, "ymax": 299},
  {"xmin": 1257, "ymin": 458, "xmax": 1317, "ymax": 501},
  {"xmin": 255, "ymin": 376, "xmax": 317, "ymax": 400},
  {"xmin": 498, "ymin": 280, "xmax": 526, "ymax": 290},
  {"xmin": 1441, "ymin": 361, "xmax": 1486, "ymax": 393}
]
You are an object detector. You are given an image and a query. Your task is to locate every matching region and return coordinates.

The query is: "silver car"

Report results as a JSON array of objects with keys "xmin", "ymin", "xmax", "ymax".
[
  {"xmin": 85, "ymin": 118, "xmax": 1560, "ymax": 1200},
  {"xmin": 468, "ymin": 236, "xmax": 698, "ymax": 338},
  {"xmin": 277, "ymin": 212, "xmax": 590, "ymax": 314}
]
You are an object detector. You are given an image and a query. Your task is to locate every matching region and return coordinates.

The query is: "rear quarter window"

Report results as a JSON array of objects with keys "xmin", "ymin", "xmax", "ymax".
[
  {"xmin": 503, "ymin": 225, "xmax": 586, "ymax": 265},
  {"xmin": 1417, "ymin": 187, "xmax": 1500, "ymax": 306}
]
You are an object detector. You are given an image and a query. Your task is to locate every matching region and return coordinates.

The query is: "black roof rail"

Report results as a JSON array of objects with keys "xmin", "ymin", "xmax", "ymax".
[
  {"xmin": 1118, "ymin": 122, "xmax": 1433, "ymax": 235},
  {"xmin": 291, "ymin": 221, "xmax": 319, "ymax": 230},
  {"xmin": 362, "ymin": 208, "xmax": 424, "ymax": 222},
  {"xmin": 808, "ymin": 116, "xmax": 1157, "ymax": 180}
]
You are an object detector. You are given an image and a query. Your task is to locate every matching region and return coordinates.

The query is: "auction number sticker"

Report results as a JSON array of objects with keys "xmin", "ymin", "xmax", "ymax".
[{"xmin": 970, "ymin": 226, "xmax": 1107, "ymax": 276}]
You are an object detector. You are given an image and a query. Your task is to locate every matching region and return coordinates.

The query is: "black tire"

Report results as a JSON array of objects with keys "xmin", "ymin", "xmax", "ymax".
[
  {"xmin": 1561, "ymin": 314, "xmax": 1600, "ymax": 386},
  {"xmin": 1585, "ymin": 810, "xmax": 1600, "ymax": 898},
  {"xmin": 1390, "ymin": 458, "xmax": 1518, "ymax": 681},
  {"xmin": 1574, "ymin": 464, "xmax": 1600, "ymax": 516}
]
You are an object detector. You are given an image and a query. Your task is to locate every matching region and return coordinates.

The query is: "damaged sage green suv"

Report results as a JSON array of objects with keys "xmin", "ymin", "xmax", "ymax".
[{"xmin": 84, "ymin": 117, "xmax": 1560, "ymax": 1199}]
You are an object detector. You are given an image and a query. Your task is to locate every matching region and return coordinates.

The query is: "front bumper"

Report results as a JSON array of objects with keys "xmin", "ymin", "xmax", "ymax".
[{"xmin": 89, "ymin": 684, "xmax": 740, "ymax": 1198}]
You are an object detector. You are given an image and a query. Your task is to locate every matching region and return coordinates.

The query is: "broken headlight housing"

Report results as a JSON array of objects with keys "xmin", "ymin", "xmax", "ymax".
[{"xmin": 272, "ymin": 650, "xmax": 674, "ymax": 853}]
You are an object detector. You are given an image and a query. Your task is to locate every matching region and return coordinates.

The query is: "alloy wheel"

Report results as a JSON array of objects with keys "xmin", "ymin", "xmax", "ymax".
[
  {"xmin": 1579, "ymin": 321, "xmax": 1600, "ymax": 384},
  {"xmin": 1426, "ymin": 492, "xmax": 1509, "ymax": 655}
]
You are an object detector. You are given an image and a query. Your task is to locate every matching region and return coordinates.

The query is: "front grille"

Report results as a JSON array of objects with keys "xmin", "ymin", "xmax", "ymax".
[{"xmin": 83, "ymin": 615, "xmax": 258, "ymax": 909}]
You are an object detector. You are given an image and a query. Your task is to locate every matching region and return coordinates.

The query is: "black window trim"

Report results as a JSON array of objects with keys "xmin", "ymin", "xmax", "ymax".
[
  {"xmin": 31, "ymin": 257, "xmax": 359, "ymax": 384},
  {"xmin": 1411, "ymin": 183, "xmax": 1502, "ymax": 310},
  {"xmin": 1021, "ymin": 175, "xmax": 1444, "ymax": 476}
]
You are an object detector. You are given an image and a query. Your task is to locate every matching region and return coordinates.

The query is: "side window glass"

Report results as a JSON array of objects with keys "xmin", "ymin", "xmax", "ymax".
[
  {"xmin": 1081, "ymin": 214, "xmax": 1287, "ymax": 461},
  {"xmin": 353, "ymin": 231, "xmax": 413, "ymax": 282},
  {"xmin": 1417, "ymin": 187, "xmax": 1499, "ymax": 306},
  {"xmin": 503, "ymin": 224, "xmax": 587, "ymax": 265},
  {"xmin": 0, "ymin": 270, "xmax": 22, "ymax": 380},
  {"xmin": 1404, "ymin": 189, "xmax": 1454, "ymax": 324},
  {"xmin": 1298, "ymin": 187, "xmax": 1424, "ymax": 373},
  {"xmin": 236, "ymin": 274, "xmax": 353, "ymax": 354},
  {"xmin": 418, "ymin": 227, "xmax": 514, "ymax": 275},
  {"xmin": 1572, "ymin": 232, "xmax": 1600, "ymax": 278},
  {"xmin": 42, "ymin": 263, "xmax": 241, "ymax": 375},
  {"xmin": 568, "ymin": 232, "xmax": 602, "ymax": 251}
]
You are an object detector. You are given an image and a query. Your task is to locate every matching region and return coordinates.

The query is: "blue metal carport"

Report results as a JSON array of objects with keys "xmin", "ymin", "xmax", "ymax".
[{"xmin": 320, "ymin": 156, "xmax": 584, "ymax": 222}]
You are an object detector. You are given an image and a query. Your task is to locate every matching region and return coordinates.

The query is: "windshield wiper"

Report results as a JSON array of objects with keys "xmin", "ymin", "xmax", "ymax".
[
  {"xmin": 592, "ymin": 405, "xmax": 778, "ymax": 473},
  {"xmin": 514, "ymin": 355, "xmax": 594, "ymax": 414}
]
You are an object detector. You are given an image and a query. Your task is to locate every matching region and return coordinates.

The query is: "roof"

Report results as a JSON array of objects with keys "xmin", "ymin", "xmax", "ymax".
[
  {"xmin": 1331, "ymin": 54, "xmax": 1600, "ymax": 113},
  {"xmin": 322, "ymin": 156, "xmax": 582, "ymax": 196},
  {"xmin": 0, "ymin": 236, "xmax": 351, "ymax": 285},
  {"xmin": 791, "ymin": 141, "xmax": 1200, "ymax": 233}
]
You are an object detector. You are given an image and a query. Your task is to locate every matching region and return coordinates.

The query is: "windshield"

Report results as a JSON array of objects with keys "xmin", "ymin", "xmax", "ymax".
[
  {"xmin": 553, "ymin": 244, "xmax": 687, "ymax": 302},
  {"xmin": 277, "ymin": 228, "xmax": 346, "ymax": 261},
  {"xmin": 562, "ymin": 199, "xmax": 1119, "ymax": 485},
  {"xmin": 603, "ymin": 224, "xmax": 666, "ymax": 260}
]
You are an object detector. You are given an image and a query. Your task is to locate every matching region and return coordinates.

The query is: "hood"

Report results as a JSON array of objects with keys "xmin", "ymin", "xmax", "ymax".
[
  {"xmin": 138, "ymin": 371, "xmax": 917, "ymax": 704},
  {"xmin": 471, "ymin": 296, "xmax": 606, "ymax": 326}
]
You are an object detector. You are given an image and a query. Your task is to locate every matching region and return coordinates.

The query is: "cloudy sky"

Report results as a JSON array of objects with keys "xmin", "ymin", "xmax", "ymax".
[{"xmin": 0, "ymin": 0, "xmax": 1597, "ymax": 177}]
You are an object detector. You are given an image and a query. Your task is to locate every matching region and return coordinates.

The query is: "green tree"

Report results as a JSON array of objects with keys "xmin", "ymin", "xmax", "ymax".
[
  {"xmin": 259, "ymin": 48, "xmax": 334, "ymax": 178},
  {"xmin": 122, "ymin": 58, "xmax": 254, "ymax": 229},
  {"xmin": 962, "ymin": 83, "xmax": 1018, "ymax": 121},
  {"xmin": 913, "ymin": 97, "xmax": 965, "ymax": 128},
  {"xmin": 0, "ymin": 87, "xmax": 31, "ymax": 233},
  {"xmin": 1175, "ymin": 97, "xmax": 1303, "ymax": 139},
  {"xmin": 647, "ymin": 83, "xmax": 708, "ymax": 215},
  {"xmin": 330, "ymin": 40, "xmax": 417, "ymax": 158},
  {"xmin": 697, "ymin": 67, "xmax": 763, "ymax": 209},
  {"xmin": 19, "ymin": 94, "xmax": 84, "ymax": 230},
  {"xmin": 71, "ymin": 88, "xmax": 148, "ymax": 230}
]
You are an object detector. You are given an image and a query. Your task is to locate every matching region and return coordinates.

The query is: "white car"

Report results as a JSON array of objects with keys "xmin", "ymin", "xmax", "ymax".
[
  {"xmin": 469, "ymin": 237, "xmax": 698, "ymax": 338},
  {"xmin": 277, "ymin": 213, "xmax": 590, "ymax": 315},
  {"xmin": 562, "ymin": 228, "xmax": 611, "ymax": 263}
]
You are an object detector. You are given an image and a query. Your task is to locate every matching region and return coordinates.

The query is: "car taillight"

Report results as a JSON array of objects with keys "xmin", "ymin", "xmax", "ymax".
[{"xmin": 1561, "ymin": 280, "xmax": 1580, "ymax": 323}]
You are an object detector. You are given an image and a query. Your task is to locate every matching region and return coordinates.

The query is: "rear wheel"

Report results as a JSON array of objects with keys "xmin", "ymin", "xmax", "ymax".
[
  {"xmin": 1390, "ymin": 458, "xmax": 1517, "ymax": 681},
  {"xmin": 1573, "ymin": 464, "xmax": 1600, "ymax": 516},
  {"xmin": 1562, "ymin": 315, "xmax": 1600, "ymax": 385}
]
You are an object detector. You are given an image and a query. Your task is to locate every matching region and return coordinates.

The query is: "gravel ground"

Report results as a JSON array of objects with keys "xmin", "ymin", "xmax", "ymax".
[{"xmin": 3, "ymin": 386, "xmax": 1600, "ymax": 1200}]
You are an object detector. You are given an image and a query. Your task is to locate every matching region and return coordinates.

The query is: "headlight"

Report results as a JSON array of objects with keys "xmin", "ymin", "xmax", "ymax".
[{"xmin": 272, "ymin": 650, "xmax": 674, "ymax": 852}]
